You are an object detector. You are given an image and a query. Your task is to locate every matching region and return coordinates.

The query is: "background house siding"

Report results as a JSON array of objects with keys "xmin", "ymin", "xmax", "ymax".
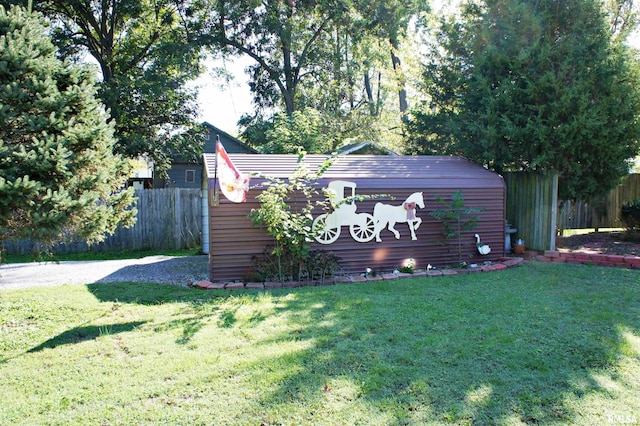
[
  {"xmin": 164, "ymin": 164, "xmax": 202, "ymax": 189},
  {"xmin": 157, "ymin": 122, "xmax": 256, "ymax": 188}
]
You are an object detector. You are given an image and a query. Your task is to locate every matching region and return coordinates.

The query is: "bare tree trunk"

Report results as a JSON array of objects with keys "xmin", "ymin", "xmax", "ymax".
[
  {"xmin": 364, "ymin": 70, "xmax": 377, "ymax": 116},
  {"xmin": 390, "ymin": 37, "xmax": 408, "ymax": 114}
]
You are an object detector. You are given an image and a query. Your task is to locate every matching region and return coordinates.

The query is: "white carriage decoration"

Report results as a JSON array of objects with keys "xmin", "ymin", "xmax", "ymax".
[
  {"xmin": 312, "ymin": 181, "xmax": 376, "ymax": 244},
  {"xmin": 313, "ymin": 180, "xmax": 425, "ymax": 245}
]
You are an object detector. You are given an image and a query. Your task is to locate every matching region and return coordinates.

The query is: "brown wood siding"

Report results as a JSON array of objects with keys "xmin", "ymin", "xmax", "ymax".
[{"xmin": 205, "ymin": 155, "xmax": 505, "ymax": 281}]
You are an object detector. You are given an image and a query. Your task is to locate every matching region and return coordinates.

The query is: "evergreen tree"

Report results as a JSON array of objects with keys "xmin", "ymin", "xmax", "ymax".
[
  {"xmin": 0, "ymin": 5, "xmax": 136, "ymax": 260},
  {"xmin": 2, "ymin": 0, "xmax": 205, "ymax": 176},
  {"xmin": 407, "ymin": 0, "xmax": 640, "ymax": 200}
]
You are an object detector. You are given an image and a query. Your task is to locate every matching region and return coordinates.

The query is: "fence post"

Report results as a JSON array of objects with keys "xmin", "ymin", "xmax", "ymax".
[
  {"xmin": 549, "ymin": 173, "xmax": 558, "ymax": 250},
  {"xmin": 175, "ymin": 189, "xmax": 182, "ymax": 249}
]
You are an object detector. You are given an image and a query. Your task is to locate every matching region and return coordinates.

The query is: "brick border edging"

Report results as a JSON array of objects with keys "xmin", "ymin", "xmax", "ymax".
[
  {"xmin": 537, "ymin": 250, "xmax": 640, "ymax": 269},
  {"xmin": 191, "ymin": 257, "xmax": 529, "ymax": 290},
  {"xmin": 191, "ymin": 252, "xmax": 640, "ymax": 290}
]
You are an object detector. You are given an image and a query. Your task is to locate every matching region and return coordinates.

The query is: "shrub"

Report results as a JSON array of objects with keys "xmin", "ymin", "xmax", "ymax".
[
  {"xmin": 247, "ymin": 248, "xmax": 341, "ymax": 283},
  {"xmin": 429, "ymin": 191, "xmax": 484, "ymax": 263},
  {"xmin": 620, "ymin": 200, "xmax": 640, "ymax": 241},
  {"xmin": 248, "ymin": 150, "xmax": 337, "ymax": 282}
]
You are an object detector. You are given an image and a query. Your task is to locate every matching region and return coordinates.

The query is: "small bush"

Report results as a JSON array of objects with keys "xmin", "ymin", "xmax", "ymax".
[
  {"xmin": 429, "ymin": 191, "xmax": 484, "ymax": 263},
  {"xmin": 620, "ymin": 200, "xmax": 640, "ymax": 241},
  {"xmin": 246, "ymin": 248, "xmax": 341, "ymax": 283}
]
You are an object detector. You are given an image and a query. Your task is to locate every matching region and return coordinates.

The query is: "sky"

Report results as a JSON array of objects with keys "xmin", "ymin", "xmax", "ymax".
[{"xmin": 194, "ymin": 56, "xmax": 254, "ymax": 135}]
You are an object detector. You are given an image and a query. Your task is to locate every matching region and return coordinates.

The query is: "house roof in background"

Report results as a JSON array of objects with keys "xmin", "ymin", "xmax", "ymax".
[
  {"xmin": 333, "ymin": 141, "xmax": 399, "ymax": 156},
  {"xmin": 203, "ymin": 121, "xmax": 257, "ymax": 154}
]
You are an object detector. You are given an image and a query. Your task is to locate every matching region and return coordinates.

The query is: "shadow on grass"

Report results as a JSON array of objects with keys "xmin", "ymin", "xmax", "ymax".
[
  {"xmin": 86, "ymin": 282, "xmax": 245, "ymax": 345},
  {"xmin": 86, "ymin": 282, "xmax": 223, "ymax": 305},
  {"xmin": 81, "ymin": 264, "xmax": 639, "ymax": 423},
  {"xmin": 28, "ymin": 321, "xmax": 146, "ymax": 353},
  {"xmin": 228, "ymin": 263, "xmax": 640, "ymax": 424}
]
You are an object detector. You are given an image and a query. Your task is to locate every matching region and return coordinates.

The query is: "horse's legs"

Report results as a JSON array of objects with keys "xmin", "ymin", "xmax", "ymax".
[
  {"xmin": 408, "ymin": 220, "xmax": 417, "ymax": 240},
  {"xmin": 374, "ymin": 220, "xmax": 386, "ymax": 242},
  {"xmin": 388, "ymin": 222, "xmax": 401, "ymax": 239},
  {"xmin": 413, "ymin": 218, "xmax": 422, "ymax": 230}
]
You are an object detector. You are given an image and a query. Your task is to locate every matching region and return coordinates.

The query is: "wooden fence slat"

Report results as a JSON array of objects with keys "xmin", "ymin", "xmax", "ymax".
[
  {"xmin": 504, "ymin": 172, "xmax": 557, "ymax": 251},
  {"xmin": 506, "ymin": 173, "xmax": 640, "ymax": 252},
  {"xmin": 4, "ymin": 188, "xmax": 203, "ymax": 255},
  {"xmin": 557, "ymin": 174, "xmax": 640, "ymax": 230}
]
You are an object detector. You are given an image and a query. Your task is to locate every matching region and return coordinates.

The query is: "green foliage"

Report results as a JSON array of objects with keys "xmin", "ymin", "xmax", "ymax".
[
  {"xmin": 407, "ymin": 0, "xmax": 640, "ymax": 200},
  {"xmin": 14, "ymin": 0, "xmax": 205, "ymax": 176},
  {"xmin": 0, "ymin": 5, "xmax": 135, "ymax": 260},
  {"xmin": 396, "ymin": 258, "xmax": 415, "ymax": 274},
  {"xmin": 429, "ymin": 191, "xmax": 484, "ymax": 263},
  {"xmin": 248, "ymin": 248, "xmax": 341, "ymax": 283},
  {"xmin": 620, "ymin": 200, "xmax": 640, "ymax": 240},
  {"xmin": 397, "ymin": 265, "xmax": 414, "ymax": 274},
  {"xmin": 248, "ymin": 150, "xmax": 337, "ymax": 281},
  {"xmin": 604, "ymin": 0, "xmax": 640, "ymax": 41},
  {"xmin": 198, "ymin": 0, "xmax": 427, "ymax": 151},
  {"xmin": 197, "ymin": 0, "xmax": 349, "ymax": 114},
  {"xmin": 262, "ymin": 108, "xmax": 336, "ymax": 154}
]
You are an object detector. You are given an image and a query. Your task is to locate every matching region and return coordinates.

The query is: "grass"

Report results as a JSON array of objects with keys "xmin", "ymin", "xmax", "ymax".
[
  {"xmin": 1, "ymin": 247, "xmax": 203, "ymax": 264},
  {"xmin": 1, "ymin": 262, "xmax": 639, "ymax": 425},
  {"xmin": 560, "ymin": 228, "xmax": 624, "ymax": 236}
]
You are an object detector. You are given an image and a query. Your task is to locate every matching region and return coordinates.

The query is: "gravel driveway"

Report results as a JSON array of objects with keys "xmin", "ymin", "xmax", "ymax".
[{"xmin": 0, "ymin": 255, "xmax": 209, "ymax": 290}]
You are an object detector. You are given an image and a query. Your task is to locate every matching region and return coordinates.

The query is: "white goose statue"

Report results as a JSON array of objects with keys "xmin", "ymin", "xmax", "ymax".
[{"xmin": 475, "ymin": 234, "xmax": 491, "ymax": 255}]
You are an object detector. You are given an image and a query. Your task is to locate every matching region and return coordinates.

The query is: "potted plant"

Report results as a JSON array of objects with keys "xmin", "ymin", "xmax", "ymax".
[{"xmin": 513, "ymin": 239, "xmax": 525, "ymax": 254}]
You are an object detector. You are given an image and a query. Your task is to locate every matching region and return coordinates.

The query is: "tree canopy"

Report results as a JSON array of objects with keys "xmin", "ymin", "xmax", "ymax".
[
  {"xmin": 5, "ymin": 0, "xmax": 206, "ymax": 175},
  {"xmin": 196, "ymin": 0, "xmax": 428, "ymax": 152},
  {"xmin": 407, "ymin": 0, "xmax": 640, "ymax": 200},
  {"xmin": 0, "ymin": 4, "xmax": 136, "ymax": 257}
]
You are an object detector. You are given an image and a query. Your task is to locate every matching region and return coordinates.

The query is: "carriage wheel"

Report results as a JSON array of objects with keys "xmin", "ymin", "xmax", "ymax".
[
  {"xmin": 313, "ymin": 214, "xmax": 340, "ymax": 244},
  {"xmin": 350, "ymin": 213, "xmax": 376, "ymax": 242}
]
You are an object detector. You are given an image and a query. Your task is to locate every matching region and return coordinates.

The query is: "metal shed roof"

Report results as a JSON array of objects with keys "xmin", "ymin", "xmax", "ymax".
[{"xmin": 203, "ymin": 154, "xmax": 504, "ymax": 188}]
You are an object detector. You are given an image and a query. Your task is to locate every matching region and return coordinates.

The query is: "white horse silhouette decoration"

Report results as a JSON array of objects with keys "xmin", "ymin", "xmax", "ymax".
[{"xmin": 373, "ymin": 192, "xmax": 424, "ymax": 242}]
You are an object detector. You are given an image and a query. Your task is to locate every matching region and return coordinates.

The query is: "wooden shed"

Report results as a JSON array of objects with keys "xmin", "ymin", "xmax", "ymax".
[{"xmin": 203, "ymin": 154, "xmax": 505, "ymax": 281}]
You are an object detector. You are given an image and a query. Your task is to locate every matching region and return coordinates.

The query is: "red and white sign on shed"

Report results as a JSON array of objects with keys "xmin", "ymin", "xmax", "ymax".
[{"xmin": 215, "ymin": 139, "xmax": 250, "ymax": 203}]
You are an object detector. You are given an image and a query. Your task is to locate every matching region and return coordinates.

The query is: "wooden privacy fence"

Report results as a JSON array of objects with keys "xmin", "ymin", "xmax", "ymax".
[
  {"xmin": 4, "ymin": 188, "xmax": 202, "ymax": 255},
  {"xmin": 504, "ymin": 173, "xmax": 640, "ymax": 251},
  {"xmin": 504, "ymin": 172, "xmax": 558, "ymax": 252},
  {"xmin": 557, "ymin": 174, "xmax": 640, "ymax": 230}
]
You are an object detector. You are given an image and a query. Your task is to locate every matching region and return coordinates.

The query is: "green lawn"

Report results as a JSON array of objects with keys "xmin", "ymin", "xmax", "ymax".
[{"xmin": 1, "ymin": 262, "xmax": 639, "ymax": 425}]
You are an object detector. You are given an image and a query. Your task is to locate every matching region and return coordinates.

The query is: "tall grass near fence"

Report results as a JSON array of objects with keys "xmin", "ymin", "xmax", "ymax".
[{"xmin": 4, "ymin": 188, "xmax": 202, "ymax": 255}]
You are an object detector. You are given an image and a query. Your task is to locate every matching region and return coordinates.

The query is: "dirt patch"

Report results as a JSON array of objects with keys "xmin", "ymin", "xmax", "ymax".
[{"xmin": 556, "ymin": 231, "xmax": 640, "ymax": 257}]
